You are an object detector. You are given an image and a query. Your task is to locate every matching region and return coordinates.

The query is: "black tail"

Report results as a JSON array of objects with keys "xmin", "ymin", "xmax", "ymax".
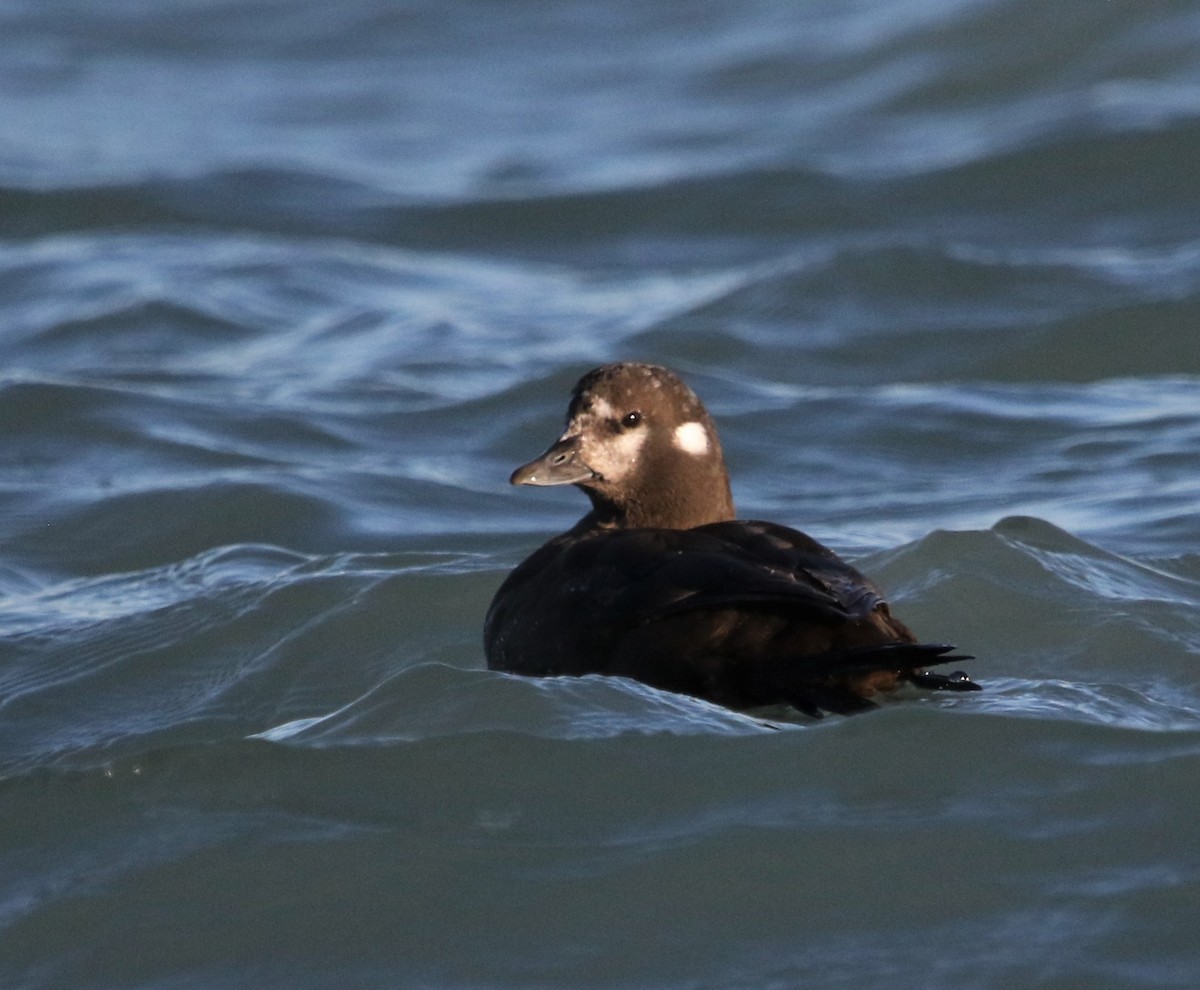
[
  {"xmin": 750, "ymin": 642, "xmax": 980, "ymax": 718},
  {"xmin": 798, "ymin": 642, "xmax": 977, "ymax": 679}
]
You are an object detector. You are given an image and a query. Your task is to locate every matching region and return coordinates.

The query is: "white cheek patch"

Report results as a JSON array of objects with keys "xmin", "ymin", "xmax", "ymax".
[
  {"xmin": 673, "ymin": 421, "xmax": 709, "ymax": 456},
  {"xmin": 583, "ymin": 428, "xmax": 647, "ymax": 482}
]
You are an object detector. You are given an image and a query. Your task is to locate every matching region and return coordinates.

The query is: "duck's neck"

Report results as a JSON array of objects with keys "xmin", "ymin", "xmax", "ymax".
[{"xmin": 577, "ymin": 482, "xmax": 736, "ymax": 532}]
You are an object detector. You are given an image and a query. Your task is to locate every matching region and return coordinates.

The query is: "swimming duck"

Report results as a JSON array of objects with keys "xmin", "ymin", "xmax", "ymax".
[{"xmin": 484, "ymin": 362, "xmax": 977, "ymax": 716}]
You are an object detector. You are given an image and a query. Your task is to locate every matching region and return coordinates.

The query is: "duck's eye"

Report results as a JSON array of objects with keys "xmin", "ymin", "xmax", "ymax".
[{"xmin": 621, "ymin": 411, "xmax": 642, "ymax": 429}]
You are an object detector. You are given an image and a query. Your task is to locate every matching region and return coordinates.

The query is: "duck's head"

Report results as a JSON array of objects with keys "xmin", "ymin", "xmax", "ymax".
[{"xmin": 510, "ymin": 362, "xmax": 735, "ymax": 529}]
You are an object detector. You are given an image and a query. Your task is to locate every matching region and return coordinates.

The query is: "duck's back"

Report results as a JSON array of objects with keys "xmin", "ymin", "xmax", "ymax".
[{"xmin": 484, "ymin": 520, "xmax": 959, "ymax": 715}]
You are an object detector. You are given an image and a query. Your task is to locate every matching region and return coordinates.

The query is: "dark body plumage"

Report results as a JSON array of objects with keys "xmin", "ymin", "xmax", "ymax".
[{"xmin": 485, "ymin": 363, "xmax": 977, "ymax": 716}]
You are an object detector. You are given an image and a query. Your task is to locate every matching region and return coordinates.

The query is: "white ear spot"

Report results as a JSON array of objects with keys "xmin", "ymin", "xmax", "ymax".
[{"xmin": 673, "ymin": 421, "xmax": 709, "ymax": 456}]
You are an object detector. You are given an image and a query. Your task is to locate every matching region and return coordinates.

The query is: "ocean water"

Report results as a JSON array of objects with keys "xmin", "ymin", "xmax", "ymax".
[{"xmin": 2, "ymin": 1, "xmax": 1199, "ymax": 987}]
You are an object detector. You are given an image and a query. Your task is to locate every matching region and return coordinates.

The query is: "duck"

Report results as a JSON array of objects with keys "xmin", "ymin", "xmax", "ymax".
[{"xmin": 484, "ymin": 362, "xmax": 978, "ymax": 717}]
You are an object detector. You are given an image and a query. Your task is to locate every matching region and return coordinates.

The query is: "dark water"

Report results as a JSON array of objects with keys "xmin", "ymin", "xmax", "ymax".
[{"xmin": 2, "ymin": 1, "xmax": 1199, "ymax": 987}]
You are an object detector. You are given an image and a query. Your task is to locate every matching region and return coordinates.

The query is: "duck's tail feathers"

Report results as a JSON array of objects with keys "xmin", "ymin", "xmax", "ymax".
[
  {"xmin": 811, "ymin": 642, "xmax": 977, "ymax": 679},
  {"xmin": 751, "ymin": 642, "xmax": 980, "ymax": 718}
]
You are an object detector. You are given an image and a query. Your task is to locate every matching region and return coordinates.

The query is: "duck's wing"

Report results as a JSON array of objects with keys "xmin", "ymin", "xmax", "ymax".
[
  {"xmin": 608, "ymin": 519, "xmax": 884, "ymax": 624},
  {"xmin": 485, "ymin": 523, "xmax": 860, "ymax": 667}
]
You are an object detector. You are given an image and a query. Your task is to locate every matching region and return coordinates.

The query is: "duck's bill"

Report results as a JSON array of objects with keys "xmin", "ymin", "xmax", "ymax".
[{"xmin": 510, "ymin": 436, "xmax": 597, "ymax": 486}]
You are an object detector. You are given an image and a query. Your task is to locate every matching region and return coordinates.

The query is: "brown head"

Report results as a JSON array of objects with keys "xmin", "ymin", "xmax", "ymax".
[{"xmin": 510, "ymin": 363, "xmax": 736, "ymax": 530}]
